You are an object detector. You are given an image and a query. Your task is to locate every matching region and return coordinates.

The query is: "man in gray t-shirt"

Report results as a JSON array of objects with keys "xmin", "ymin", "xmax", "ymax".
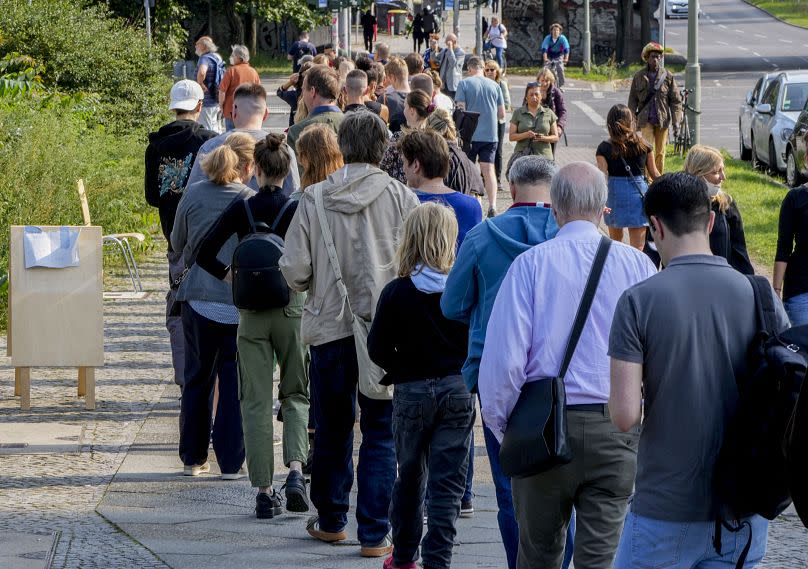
[{"xmin": 608, "ymin": 173, "xmax": 788, "ymax": 569}]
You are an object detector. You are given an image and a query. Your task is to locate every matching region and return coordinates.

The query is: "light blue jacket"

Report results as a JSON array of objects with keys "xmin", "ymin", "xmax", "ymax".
[{"xmin": 441, "ymin": 204, "xmax": 558, "ymax": 391}]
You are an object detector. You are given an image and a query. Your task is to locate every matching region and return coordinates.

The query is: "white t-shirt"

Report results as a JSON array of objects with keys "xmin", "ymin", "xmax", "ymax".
[
  {"xmin": 435, "ymin": 92, "xmax": 454, "ymax": 112},
  {"xmin": 488, "ymin": 24, "xmax": 507, "ymax": 49}
]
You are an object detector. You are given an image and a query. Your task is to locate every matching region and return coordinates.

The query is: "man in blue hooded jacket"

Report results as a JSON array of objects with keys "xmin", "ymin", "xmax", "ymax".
[{"xmin": 441, "ymin": 155, "xmax": 573, "ymax": 569}]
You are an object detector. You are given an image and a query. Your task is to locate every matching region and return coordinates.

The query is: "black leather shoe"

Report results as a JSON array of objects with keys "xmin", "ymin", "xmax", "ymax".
[
  {"xmin": 282, "ymin": 470, "xmax": 310, "ymax": 513},
  {"xmin": 256, "ymin": 490, "xmax": 283, "ymax": 519}
]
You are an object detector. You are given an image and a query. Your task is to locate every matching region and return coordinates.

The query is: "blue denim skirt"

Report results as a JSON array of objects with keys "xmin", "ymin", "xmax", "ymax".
[
  {"xmin": 784, "ymin": 291, "xmax": 808, "ymax": 326},
  {"xmin": 605, "ymin": 175, "xmax": 648, "ymax": 228}
]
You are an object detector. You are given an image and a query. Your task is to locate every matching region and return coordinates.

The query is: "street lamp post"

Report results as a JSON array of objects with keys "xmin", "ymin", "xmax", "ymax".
[
  {"xmin": 583, "ymin": 0, "xmax": 591, "ymax": 73},
  {"xmin": 685, "ymin": 0, "xmax": 700, "ymax": 144},
  {"xmin": 143, "ymin": 0, "xmax": 152, "ymax": 47}
]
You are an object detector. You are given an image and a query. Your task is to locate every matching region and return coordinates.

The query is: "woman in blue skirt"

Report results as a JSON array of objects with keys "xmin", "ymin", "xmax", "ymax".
[{"xmin": 595, "ymin": 104, "xmax": 661, "ymax": 249}]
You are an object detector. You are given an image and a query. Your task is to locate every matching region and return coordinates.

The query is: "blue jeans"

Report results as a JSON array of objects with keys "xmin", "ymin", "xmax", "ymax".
[
  {"xmin": 178, "ymin": 305, "xmax": 244, "ymax": 473},
  {"xmin": 309, "ymin": 336, "xmax": 396, "ymax": 545},
  {"xmin": 484, "ymin": 41, "xmax": 505, "ymax": 69},
  {"xmin": 784, "ymin": 291, "xmax": 808, "ymax": 326},
  {"xmin": 482, "ymin": 420, "xmax": 575, "ymax": 569},
  {"xmin": 390, "ymin": 375, "xmax": 474, "ymax": 569},
  {"xmin": 614, "ymin": 512, "xmax": 768, "ymax": 569}
]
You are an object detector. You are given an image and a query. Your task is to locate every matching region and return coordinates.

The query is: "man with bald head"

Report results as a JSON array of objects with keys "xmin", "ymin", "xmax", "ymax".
[
  {"xmin": 479, "ymin": 162, "xmax": 657, "ymax": 569},
  {"xmin": 431, "ymin": 33, "xmax": 465, "ymax": 98}
]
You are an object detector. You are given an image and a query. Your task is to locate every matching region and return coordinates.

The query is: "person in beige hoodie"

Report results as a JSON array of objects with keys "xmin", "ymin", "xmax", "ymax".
[{"xmin": 280, "ymin": 111, "xmax": 419, "ymax": 558}]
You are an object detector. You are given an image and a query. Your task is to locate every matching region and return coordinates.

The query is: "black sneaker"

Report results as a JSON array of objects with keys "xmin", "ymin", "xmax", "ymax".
[
  {"xmin": 255, "ymin": 490, "xmax": 283, "ymax": 519},
  {"xmin": 282, "ymin": 470, "xmax": 310, "ymax": 513},
  {"xmin": 460, "ymin": 499, "xmax": 474, "ymax": 518},
  {"xmin": 486, "ymin": 207, "xmax": 497, "ymax": 219}
]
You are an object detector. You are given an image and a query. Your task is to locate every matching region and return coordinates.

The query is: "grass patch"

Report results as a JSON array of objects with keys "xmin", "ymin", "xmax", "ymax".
[
  {"xmin": 252, "ymin": 53, "xmax": 294, "ymax": 77},
  {"xmin": 747, "ymin": 0, "xmax": 808, "ymax": 28},
  {"xmin": 506, "ymin": 62, "xmax": 685, "ymax": 81},
  {"xmin": 665, "ymin": 149, "xmax": 786, "ymax": 269}
]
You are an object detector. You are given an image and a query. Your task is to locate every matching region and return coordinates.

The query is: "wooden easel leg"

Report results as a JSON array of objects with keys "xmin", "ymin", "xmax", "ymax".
[
  {"xmin": 78, "ymin": 367, "xmax": 86, "ymax": 397},
  {"xmin": 17, "ymin": 367, "xmax": 30, "ymax": 411},
  {"xmin": 83, "ymin": 367, "xmax": 95, "ymax": 410},
  {"xmin": 14, "ymin": 368, "xmax": 21, "ymax": 396}
]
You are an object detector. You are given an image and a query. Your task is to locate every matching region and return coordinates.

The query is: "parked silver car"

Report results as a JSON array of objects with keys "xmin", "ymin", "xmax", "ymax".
[
  {"xmin": 749, "ymin": 71, "xmax": 808, "ymax": 173},
  {"xmin": 666, "ymin": 0, "xmax": 690, "ymax": 18},
  {"xmin": 739, "ymin": 73, "xmax": 778, "ymax": 161}
]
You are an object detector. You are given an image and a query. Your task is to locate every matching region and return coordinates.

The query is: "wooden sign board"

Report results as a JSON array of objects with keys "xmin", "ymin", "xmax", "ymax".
[{"xmin": 8, "ymin": 226, "xmax": 104, "ymax": 367}]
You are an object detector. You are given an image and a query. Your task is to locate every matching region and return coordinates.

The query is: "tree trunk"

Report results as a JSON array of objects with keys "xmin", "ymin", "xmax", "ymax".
[
  {"xmin": 617, "ymin": 0, "xmax": 631, "ymax": 63},
  {"xmin": 222, "ymin": 0, "xmax": 245, "ymax": 44},
  {"xmin": 543, "ymin": 0, "xmax": 553, "ymax": 36},
  {"xmin": 245, "ymin": 1, "xmax": 258, "ymax": 55},
  {"xmin": 640, "ymin": 0, "xmax": 651, "ymax": 47}
]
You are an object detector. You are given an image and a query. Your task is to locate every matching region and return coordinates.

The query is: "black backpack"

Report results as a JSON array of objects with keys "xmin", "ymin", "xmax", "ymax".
[
  {"xmin": 231, "ymin": 199, "xmax": 294, "ymax": 311},
  {"xmin": 713, "ymin": 275, "xmax": 808, "ymax": 566}
]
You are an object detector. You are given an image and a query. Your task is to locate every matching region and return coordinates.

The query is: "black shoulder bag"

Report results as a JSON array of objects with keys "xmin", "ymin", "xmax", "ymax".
[{"xmin": 499, "ymin": 236, "xmax": 612, "ymax": 478}]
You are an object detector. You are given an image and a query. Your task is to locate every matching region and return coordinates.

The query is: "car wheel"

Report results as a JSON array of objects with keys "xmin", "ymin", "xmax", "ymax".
[
  {"xmin": 787, "ymin": 148, "xmax": 803, "ymax": 187},
  {"xmin": 751, "ymin": 135, "xmax": 761, "ymax": 170},
  {"xmin": 769, "ymin": 138, "xmax": 780, "ymax": 175},
  {"xmin": 739, "ymin": 122, "xmax": 751, "ymax": 160}
]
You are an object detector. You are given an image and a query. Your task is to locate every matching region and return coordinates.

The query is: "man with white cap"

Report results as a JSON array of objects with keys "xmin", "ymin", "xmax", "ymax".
[{"xmin": 145, "ymin": 79, "xmax": 217, "ymax": 390}]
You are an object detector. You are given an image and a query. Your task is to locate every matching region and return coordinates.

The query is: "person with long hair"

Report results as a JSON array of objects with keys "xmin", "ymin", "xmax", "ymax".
[
  {"xmin": 380, "ymin": 89, "xmax": 433, "ymax": 183},
  {"xmin": 507, "ymin": 82, "xmax": 558, "ymax": 178},
  {"xmin": 683, "ymin": 145, "xmax": 754, "ymax": 274},
  {"xmin": 196, "ymin": 133, "xmax": 310, "ymax": 519},
  {"xmin": 171, "ymin": 132, "xmax": 256, "ymax": 480},
  {"xmin": 427, "ymin": 108, "xmax": 484, "ymax": 197},
  {"xmin": 368, "ymin": 203, "xmax": 473, "ymax": 569},
  {"xmin": 296, "ymin": 124, "xmax": 345, "ymax": 190},
  {"xmin": 484, "ymin": 60, "xmax": 511, "ymax": 189},
  {"xmin": 596, "ymin": 104, "xmax": 661, "ymax": 250},
  {"xmin": 536, "ymin": 68, "xmax": 566, "ymax": 157}
]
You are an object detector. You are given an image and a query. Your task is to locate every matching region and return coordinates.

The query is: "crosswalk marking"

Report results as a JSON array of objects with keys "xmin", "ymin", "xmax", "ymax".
[{"xmin": 572, "ymin": 101, "xmax": 606, "ymax": 127}]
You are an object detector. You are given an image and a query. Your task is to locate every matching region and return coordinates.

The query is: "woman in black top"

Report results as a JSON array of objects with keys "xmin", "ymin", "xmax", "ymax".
[
  {"xmin": 197, "ymin": 134, "xmax": 310, "ymax": 520},
  {"xmin": 775, "ymin": 175, "xmax": 808, "ymax": 325},
  {"xmin": 596, "ymin": 104, "xmax": 661, "ymax": 250},
  {"xmin": 683, "ymin": 145, "xmax": 754, "ymax": 274},
  {"xmin": 368, "ymin": 203, "xmax": 472, "ymax": 569}
]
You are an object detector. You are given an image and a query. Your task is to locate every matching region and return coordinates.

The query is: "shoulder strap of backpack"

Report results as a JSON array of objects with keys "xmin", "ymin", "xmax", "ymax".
[
  {"xmin": 244, "ymin": 200, "xmax": 257, "ymax": 233},
  {"xmin": 270, "ymin": 199, "xmax": 294, "ymax": 233},
  {"xmin": 747, "ymin": 275, "xmax": 778, "ymax": 335}
]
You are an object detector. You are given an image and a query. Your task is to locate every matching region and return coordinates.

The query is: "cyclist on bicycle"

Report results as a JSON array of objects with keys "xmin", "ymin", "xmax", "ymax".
[
  {"xmin": 627, "ymin": 42, "xmax": 683, "ymax": 174},
  {"xmin": 483, "ymin": 16, "xmax": 508, "ymax": 70},
  {"xmin": 541, "ymin": 23, "xmax": 569, "ymax": 88}
]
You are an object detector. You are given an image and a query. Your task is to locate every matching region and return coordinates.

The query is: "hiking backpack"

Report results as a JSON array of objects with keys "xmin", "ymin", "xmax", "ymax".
[
  {"xmin": 712, "ymin": 275, "xmax": 808, "ymax": 566},
  {"xmin": 205, "ymin": 53, "xmax": 226, "ymax": 101},
  {"xmin": 231, "ymin": 199, "xmax": 294, "ymax": 311}
]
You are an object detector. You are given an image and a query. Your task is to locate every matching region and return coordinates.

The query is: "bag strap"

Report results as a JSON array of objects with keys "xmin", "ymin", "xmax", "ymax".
[
  {"xmin": 558, "ymin": 236, "xmax": 612, "ymax": 379},
  {"xmin": 270, "ymin": 199, "xmax": 294, "ymax": 233},
  {"xmin": 747, "ymin": 275, "xmax": 778, "ymax": 335},
  {"xmin": 244, "ymin": 200, "xmax": 257, "ymax": 233},
  {"xmin": 314, "ymin": 185, "xmax": 352, "ymax": 321},
  {"xmin": 620, "ymin": 156, "xmax": 646, "ymax": 199}
]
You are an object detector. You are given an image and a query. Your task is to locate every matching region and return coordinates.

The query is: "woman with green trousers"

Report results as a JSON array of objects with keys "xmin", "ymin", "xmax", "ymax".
[{"xmin": 197, "ymin": 133, "xmax": 310, "ymax": 519}]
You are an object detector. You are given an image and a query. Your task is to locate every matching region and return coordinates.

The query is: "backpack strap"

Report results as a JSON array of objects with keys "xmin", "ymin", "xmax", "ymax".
[
  {"xmin": 270, "ymin": 199, "xmax": 295, "ymax": 234},
  {"xmin": 747, "ymin": 275, "xmax": 778, "ymax": 335},
  {"xmin": 558, "ymin": 237, "xmax": 612, "ymax": 379},
  {"xmin": 244, "ymin": 200, "xmax": 257, "ymax": 233}
]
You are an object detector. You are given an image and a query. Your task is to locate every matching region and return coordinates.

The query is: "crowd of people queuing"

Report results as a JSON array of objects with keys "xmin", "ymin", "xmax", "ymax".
[{"xmin": 142, "ymin": 29, "xmax": 808, "ymax": 569}]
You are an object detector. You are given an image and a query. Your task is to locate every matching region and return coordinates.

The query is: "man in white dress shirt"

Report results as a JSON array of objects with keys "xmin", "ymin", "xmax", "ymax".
[{"xmin": 478, "ymin": 161, "xmax": 657, "ymax": 569}]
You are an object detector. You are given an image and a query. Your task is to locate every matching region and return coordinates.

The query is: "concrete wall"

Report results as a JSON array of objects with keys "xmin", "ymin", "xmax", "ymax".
[{"xmin": 504, "ymin": 0, "xmax": 659, "ymax": 67}]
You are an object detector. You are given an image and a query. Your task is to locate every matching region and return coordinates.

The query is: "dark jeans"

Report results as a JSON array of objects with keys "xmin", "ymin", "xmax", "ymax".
[
  {"xmin": 364, "ymin": 32, "xmax": 374, "ymax": 52},
  {"xmin": 390, "ymin": 375, "xmax": 474, "ymax": 569},
  {"xmin": 309, "ymin": 336, "xmax": 395, "ymax": 545},
  {"xmin": 482, "ymin": 419, "xmax": 575, "ymax": 569},
  {"xmin": 179, "ymin": 305, "xmax": 245, "ymax": 474},
  {"xmin": 495, "ymin": 120, "xmax": 506, "ymax": 183}
]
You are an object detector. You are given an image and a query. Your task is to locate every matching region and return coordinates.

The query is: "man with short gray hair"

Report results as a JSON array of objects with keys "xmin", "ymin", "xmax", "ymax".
[
  {"xmin": 280, "ymin": 111, "xmax": 419, "ymax": 558},
  {"xmin": 478, "ymin": 161, "xmax": 657, "ymax": 569},
  {"xmin": 218, "ymin": 44, "xmax": 260, "ymax": 131}
]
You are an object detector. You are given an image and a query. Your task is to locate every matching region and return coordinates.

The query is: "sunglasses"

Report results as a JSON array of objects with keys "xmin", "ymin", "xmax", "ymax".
[{"xmin": 485, "ymin": 68, "xmax": 496, "ymax": 72}]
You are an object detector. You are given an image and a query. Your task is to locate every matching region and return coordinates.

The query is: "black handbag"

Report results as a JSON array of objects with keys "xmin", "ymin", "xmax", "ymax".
[{"xmin": 499, "ymin": 236, "xmax": 612, "ymax": 478}]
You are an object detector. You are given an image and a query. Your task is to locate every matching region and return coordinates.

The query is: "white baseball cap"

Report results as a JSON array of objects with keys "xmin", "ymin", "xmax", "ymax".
[{"xmin": 169, "ymin": 80, "xmax": 204, "ymax": 111}]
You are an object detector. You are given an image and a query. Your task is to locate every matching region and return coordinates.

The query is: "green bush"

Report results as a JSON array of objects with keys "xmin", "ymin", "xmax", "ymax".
[
  {"xmin": 0, "ymin": 0, "xmax": 172, "ymax": 133},
  {"xmin": 0, "ymin": 104, "xmax": 158, "ymax": 325}
]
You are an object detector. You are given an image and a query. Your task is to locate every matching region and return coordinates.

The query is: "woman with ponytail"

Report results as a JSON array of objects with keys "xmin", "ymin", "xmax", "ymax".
[
  {"xmin": 596, "ymin": 104, "xmax": 661, "ymax": 250},
  {"xmin": 196, "ymin": 133, "xmax": 311, "ymax": 519},
  {"xmin": 380, "ymin": 89, "xmax": 434, "ymax": 184},
  {"xmin": 171, "ymin": 132, "xmax": 256, "ymax": 482}
]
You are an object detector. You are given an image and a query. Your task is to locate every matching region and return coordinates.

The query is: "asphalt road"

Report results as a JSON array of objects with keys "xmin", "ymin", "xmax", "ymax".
[{"xmin": 665, "ymin": 0, "xmax": 808, "ymax": 72}]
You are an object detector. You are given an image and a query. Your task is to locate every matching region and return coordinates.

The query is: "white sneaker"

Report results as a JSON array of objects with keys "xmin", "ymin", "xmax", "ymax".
[
  {"xmin": 221, "ymin": 467, "xmax": 247, "ymax": 480},
  {"xmin": 183, "ymin": 462, "xmax": 210, "ymax": 476}
]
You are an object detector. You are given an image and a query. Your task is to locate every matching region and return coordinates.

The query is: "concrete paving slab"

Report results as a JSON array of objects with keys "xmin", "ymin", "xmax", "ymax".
[
  {"xmin": 0, "ymin": 422, "xmax": 84, "ymax": 455},
  {"xmin": 0, "ymin": 531, "xmax": 56, "ymax": 569}
]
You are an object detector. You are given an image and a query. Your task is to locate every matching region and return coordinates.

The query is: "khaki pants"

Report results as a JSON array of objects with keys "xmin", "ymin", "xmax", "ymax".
[
  {"xmin": 641, "ymin": 123, "xmax": 669, "ymax": 174},
  {"xmin": 511, "ymin": 407, "xmax": 639, "ymax": 569},
  {"xmin": 237, "ymin": 292, "xmax": 309, "ymax": 487}
]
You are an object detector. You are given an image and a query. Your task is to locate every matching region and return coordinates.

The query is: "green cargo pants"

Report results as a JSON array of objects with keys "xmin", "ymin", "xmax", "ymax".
[{"xmin": 237, "ymin": 292, "xmax": 309, "ymax": 488}]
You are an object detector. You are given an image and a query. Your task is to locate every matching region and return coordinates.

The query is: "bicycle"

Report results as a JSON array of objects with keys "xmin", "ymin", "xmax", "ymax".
[
  {"xmin": 673, "ymin": 88, "xmax": 700, "ymax": 157},
  {"xmin": 482, "ymin": 43, "xmax": 507, "ymax": 74},
  {"xmin": 544, "ymin": 57, "xmax": 566, "ymax": 89}
]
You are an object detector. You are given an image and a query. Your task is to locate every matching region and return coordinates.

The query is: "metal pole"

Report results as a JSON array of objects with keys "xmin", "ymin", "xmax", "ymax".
[
  {"xmin": 660, "ymin": 0, "xmax": 666, "ymax": 49},
  {"xmin": 344, "ymin": 7, "xmax": 351, "ymax": 58},
  {"xmin": 332, "ymin": 10, "xmax": 339, "ymax": 54},
  {"xmin": 143, "ymin": 0, "xmax": 152, "ymax": 47},
  {"xmin": 475, "ymin": 2, "xmax": 482, "ymax": 56},
  {"xmin": 685, "ymin": 0, "xmax": 700, "ymax": 144},
  {"xmin": 583, "ymin": 0, "xmax": 591, "ymax": 73}
]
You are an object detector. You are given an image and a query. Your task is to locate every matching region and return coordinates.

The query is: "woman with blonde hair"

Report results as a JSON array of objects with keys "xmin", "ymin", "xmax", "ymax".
[
  {"xmin": 296, "ymin": 123, "xmax": 345, "ymax": 190},
  {"xmin": 484, "ymin": 60, "xmax": 511, "ymax": 188},
  {"xmin": 536, "ymin": 68, "xmax": 567, "ymax": 157},
  {"xmin": 427, "ymin": 108, "xmax": 484, "ymax": 197},
  {"xmin": 171, "ymin": 132, "xmax": 256, "ymax": 480},
  {"xmin": 368, "ymin": 202, "xmax": 473, "ymax": 569},
  {"xmin": 380, "ymin": 89, "xmax": 433, "ymax": 183},
  {"xmin": 683, "ymin": 145, "xmax": 754, "ymax": 274}
]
